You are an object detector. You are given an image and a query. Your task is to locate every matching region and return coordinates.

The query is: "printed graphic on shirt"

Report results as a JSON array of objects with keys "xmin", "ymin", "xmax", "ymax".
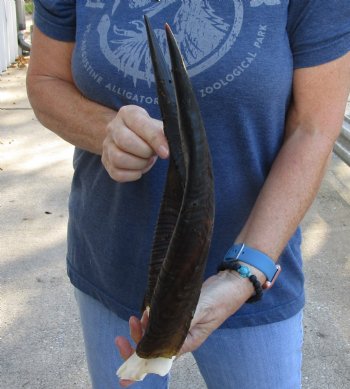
[
  {"xmin": 250, "ymin": 0, "xmax": 281, "ymax": 6},
  {"xmin": 80, "ymin": 0, "xmax": 282, "ymax": 103}
]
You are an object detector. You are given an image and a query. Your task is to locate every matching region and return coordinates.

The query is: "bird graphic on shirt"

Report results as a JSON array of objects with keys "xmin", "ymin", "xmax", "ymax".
[{"xmin": 97, "ymin": 0, "xmax": 231, "ymax": 86}]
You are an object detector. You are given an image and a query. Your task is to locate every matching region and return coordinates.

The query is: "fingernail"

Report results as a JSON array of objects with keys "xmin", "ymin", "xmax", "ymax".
[
  {"xmin": 149, "ymin": 155, "xmax": 158, "ymax": 165},
  {"xmin": 158, "ymin": 145, "xmax": 169, "ymax": 159},
  {"xmin": 141, "ymin": 156, "xmax": 157, "ymax": 174}
]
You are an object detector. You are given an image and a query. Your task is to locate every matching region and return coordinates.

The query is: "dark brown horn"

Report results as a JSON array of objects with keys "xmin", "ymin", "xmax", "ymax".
[{"xmin": 136, "ymin": 19, "xmax": 215, "ymax": 359}]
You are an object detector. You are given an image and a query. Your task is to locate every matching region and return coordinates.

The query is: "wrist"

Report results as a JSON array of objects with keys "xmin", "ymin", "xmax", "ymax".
[
  {"xmin": 236, "ymin": 261, "xmax": 266, "ymax": 284},
  {"xmin": 217, "ymin": 260, "xmax": 264, "ymax": 302},
  {"xmin": 215, "ymin": 270, "xmax": 257, "ymax": 302},
  {"xmin": 224, "ymin": 243, "xmax": 281, "ymax": 289},
  {"xmin": 217, "ymin": 243, "xmax": 282, "ymax": 303}
]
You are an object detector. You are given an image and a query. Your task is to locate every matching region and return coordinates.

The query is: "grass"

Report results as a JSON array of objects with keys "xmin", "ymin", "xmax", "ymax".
[{"xmin": 25, "ymin": 0, "xmax": 34, "ymax": 15}]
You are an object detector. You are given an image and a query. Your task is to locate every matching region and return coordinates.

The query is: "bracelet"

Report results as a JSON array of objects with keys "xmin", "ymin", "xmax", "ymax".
[
  {"xmin": 217, "ymin": 260, "xmax": 263, "ymax": 303},
  {"xmin": 224, "ymin": 243, "xmax": 281, "ymax": 289}
]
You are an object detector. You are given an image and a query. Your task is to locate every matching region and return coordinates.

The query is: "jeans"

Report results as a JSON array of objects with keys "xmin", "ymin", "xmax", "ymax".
[{"xmin": 74, "ymin": 288, "xmax": 303, "ymax": 389}]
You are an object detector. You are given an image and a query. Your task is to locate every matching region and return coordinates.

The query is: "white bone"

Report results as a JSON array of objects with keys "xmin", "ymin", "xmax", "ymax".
[{"xmin": 117, "ymin": 352, "xmax": 175, "ymax": 381}]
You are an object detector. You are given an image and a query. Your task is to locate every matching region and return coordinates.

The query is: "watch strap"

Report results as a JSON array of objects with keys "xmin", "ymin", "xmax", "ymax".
[{"xmin": 224, "ymin": 243, "xmax": 281, "ymax": 284}]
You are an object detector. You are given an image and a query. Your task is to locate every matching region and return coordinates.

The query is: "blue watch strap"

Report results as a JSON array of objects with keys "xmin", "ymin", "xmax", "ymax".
[{"xmin": 224, "ymin": 243, "xmax": 279, "ymax": 282}]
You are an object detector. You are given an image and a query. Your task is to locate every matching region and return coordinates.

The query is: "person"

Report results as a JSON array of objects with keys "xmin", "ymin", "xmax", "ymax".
[{"xmin": 27, "ymin": 1, "xmax": 350, "ymax": 388}]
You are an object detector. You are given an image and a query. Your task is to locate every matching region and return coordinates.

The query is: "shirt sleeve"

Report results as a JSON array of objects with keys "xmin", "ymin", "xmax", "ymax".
[
  {"xmin": 287, "ymin": 0, "xmax": 350, "ymax": 68},
  {"xmin": 34, "ymin": 0, "xmax": 76, "ymax": 42}
]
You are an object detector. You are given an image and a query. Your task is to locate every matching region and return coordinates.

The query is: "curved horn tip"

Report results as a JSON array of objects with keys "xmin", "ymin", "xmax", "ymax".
[{"xmin": 165, "ymin": 23, "xmax": 174, "ymax": 36}]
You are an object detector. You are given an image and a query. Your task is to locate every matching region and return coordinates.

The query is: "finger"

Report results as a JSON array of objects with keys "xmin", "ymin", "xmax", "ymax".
[
  {"xmin": 103, "ymin": 165, "xmax": 143, "ymax": 183},
  {"xmin": 142, "ymin": 117, "xmax": 169, "ymax": 159},
  {"xmin": 107, "ymin": 146, "xmax": 155, "ymax": 171},
  {"xmin": 141, "ymin": 155, "xmax": 158, "ymax": 174},
  {"xmin": 178, "ymin": 328, "xmax": 203, "ymax": 357},
  {"xmin": 129, "ymin": 316, "xmax": 143, "ymax": 344},
  {"xmin": 102, "ymin": 139, "xmax": 157, "ymax": 182},
  {"xmin": 115, "ymin": 336, "xmax": 134, "ymax": 360},
  {"xmin": 140, "ymin": 309, "xmax": 149, "ymax": 329},
  {"xmin": 119, "ymin": 379, "xmax": 135, "ymax": 387},
  {"xmin": 115, "ymin": 337, "xmax": 136, "ymax": 387},
  {"xmin": 121, "ymin": 106, "xmax": 169, "ymax": 159},
  {"xmin": 178, "ymin": 333, "xmax": 194, "ymax": 356},
  {"xmin": 111, "ymin": 124, "xmax": 155, "ymax": 160},
  {"xmin": 178, "ymin": 313, "xmax": 213, "ymax": 356}
]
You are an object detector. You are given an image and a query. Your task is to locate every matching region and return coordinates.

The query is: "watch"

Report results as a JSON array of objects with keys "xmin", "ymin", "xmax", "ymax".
[{"xmin": 224, "ymin": 243, "xmax": 281, "ymax": 289}]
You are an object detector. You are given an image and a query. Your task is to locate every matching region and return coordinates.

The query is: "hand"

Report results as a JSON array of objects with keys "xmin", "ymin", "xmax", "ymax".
[
  {"xmin": 115, "ymin": 310, "xmax": 150, "ymax": 387},
  {"xmin": 115, "ymin": 271, "xmax": 253, "ymax": 386},
  {"xmin": 178, "ymin": 271, "xmax": 252, "ymax": 355},
  {"xmin": 102, "ymin": 105, "xmax": 169, "ymax": 182}
]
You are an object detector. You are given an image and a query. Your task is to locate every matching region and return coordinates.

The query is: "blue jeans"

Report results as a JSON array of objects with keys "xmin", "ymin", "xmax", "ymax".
[{"xmin": 74, "ymin": 288, "xmax": 303, "ymax": 389}]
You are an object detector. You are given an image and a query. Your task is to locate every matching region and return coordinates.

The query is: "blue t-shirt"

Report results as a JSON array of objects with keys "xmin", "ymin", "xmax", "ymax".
[{"xmin": 34, "ymin": 0, "xmax": 350, "ymax": 328}]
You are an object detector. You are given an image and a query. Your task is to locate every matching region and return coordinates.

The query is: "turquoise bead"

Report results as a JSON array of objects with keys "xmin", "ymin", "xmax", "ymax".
[{"xmin": 238, "ymin": 265, "xmax": 251, "ymax": 278}]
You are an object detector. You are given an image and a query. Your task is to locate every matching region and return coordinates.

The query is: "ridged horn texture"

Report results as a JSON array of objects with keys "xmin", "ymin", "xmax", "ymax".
[
  {"xmin": 142, "ymin": 16, "xmax": 186, "ymax": 310},
  {"xmin": 137, "ymin": 17, "xmax": 215, "ymax": 359}
]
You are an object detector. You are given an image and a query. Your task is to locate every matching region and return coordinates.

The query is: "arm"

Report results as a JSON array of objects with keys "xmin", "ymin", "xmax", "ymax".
[
  {"xmin": 181, "ymin": 52, "xmax": 350, "ymax": 353},
  {"xmin": 26, "ymin": 26, "xmax": 113, "ymax": 154},
  {"xmin": 117, "ymin": 53, "xmax": 350, "ymax": 369},
  {"xmin": 27, "ymin": 26, "xmax": 169, "ymax": 181},
  {"xmin": 236, "ymin": 52, "xmax": 350, "ymax": 260}
]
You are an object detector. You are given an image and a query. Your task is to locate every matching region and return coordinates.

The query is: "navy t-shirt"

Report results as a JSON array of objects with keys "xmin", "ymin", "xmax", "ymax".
[{"xmin": 34, "ymin": 0, "xmax": 350, "ymax": 328}]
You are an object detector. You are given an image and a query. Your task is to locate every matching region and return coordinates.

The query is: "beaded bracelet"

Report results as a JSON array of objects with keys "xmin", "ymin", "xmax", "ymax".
[{"xmin": 217, "ymin": 260, "xmax": 263, "ymax": 303}]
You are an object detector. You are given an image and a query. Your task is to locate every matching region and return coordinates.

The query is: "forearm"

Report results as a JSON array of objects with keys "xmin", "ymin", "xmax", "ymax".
[
  {"xmin": 235, "ymin": 126, "xmax": 334, "ymax": 261},
  {"xmin": 235, "ymin": 53, "xmax": 350, "ymax": 262},
  {"xmin": 26, "ymin": 25, "xmax": 117, "ymax": 154},
  {"xmin": 27, "ymin": 74, "xmax": 116, "ymax": 155},
  {"xmin": 178, "ymin": 128, "xmax": 333, "ymax": 354},
  {"xmin": 27, "ymin": 26, "xmax": 168, "ymax": 184}
]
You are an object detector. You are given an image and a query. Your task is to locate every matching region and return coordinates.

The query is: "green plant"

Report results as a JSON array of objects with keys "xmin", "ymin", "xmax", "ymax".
[{"xmin": 24, "ymin": 0, "xmax": 34, "ymax": 15}]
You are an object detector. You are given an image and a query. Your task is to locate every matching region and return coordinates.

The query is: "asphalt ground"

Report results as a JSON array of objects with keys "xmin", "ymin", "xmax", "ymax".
[{"xmin": 1, "ymin": 64, "xmax": 349, "ymax": 389}]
